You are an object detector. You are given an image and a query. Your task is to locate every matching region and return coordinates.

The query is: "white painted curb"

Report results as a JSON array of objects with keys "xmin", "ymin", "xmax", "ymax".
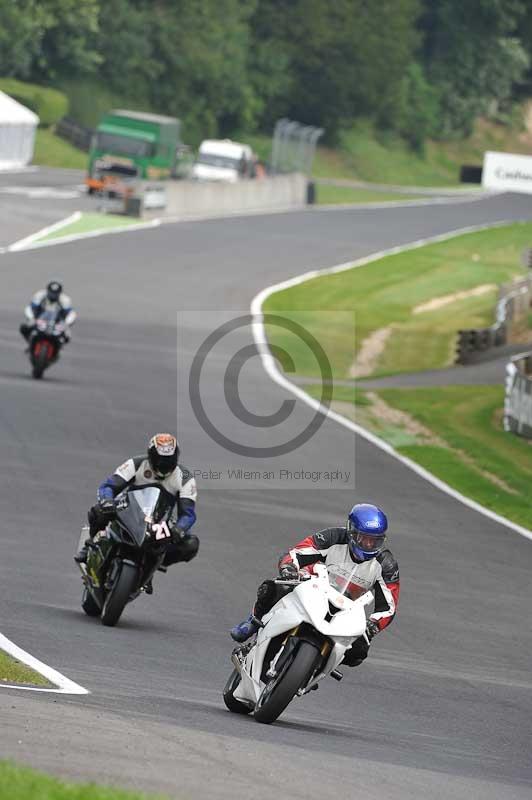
[
  {"xmin": 8, "ymin": 215, "xmax": 161, "ymax": 252},
  {"xmin": 0, "ymin": 633, "xmax": 89, "ymax": 694},
  {"xmin": 251, "ymin": 219, "xmax": 532, "ymax": 542},
  {"xmin": 8, "ymin": 212, "xmax": 82, "ymax": 251}
]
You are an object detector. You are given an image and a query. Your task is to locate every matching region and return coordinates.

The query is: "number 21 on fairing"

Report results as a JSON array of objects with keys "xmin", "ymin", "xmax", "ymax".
[{"xmin": 147, "ymin": 521, "xmax": 172, "ymax": 540}]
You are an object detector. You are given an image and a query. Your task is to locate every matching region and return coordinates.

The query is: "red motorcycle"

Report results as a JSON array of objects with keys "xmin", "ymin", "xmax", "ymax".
[{"xmin": 29, "ymin": 310, "xmax": 66, "ymax": 379}]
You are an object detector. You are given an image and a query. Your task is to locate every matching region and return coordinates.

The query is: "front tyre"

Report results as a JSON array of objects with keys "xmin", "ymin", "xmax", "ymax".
[
  {"xmin": 81, "ymin": 587, "xmax": 101, "ymax": 617},
  {"xmin": 223, "ymin": 669, "xmax": 252, "ymax": 715},
  {"xmin": 32, "ymin": 348, "xmax": 48, "ymax": 379},
  {"xmin": 101, "ymin": 562, "xmax": 138, "ymax": 627},
  {"xmin": 254, "ymin": 640, "xmax": 320, "ymax": 725}
]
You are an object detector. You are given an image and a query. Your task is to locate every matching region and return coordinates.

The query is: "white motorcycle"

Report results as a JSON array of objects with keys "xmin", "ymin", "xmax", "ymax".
[{"xmin": 223, "ymin": 562, "xmax": 376, "ymax": 724}]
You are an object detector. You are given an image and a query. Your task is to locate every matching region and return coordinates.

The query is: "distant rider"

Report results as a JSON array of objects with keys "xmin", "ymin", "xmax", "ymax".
[
  {"xmin": 20, "ymin": 280, "xmax": 77, "ymax": 343},
  {"xmin": 230, "ymin": 503, "xmax": 399, "ymax": 667},
  {"xmin": 75, "ymin": 434, "xmax": 199, "ymax": 585}
]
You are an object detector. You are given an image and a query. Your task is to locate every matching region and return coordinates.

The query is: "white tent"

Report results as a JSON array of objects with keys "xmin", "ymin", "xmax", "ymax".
[{"xmin": 0, "ymin": 90, "xmax": 39, "ymax": 170}]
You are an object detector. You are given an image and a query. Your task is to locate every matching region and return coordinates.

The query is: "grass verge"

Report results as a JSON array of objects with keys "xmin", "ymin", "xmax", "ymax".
[
  {"xmin": 264, "ymin": 223, "xmax": 532, "ymax": 379},
  {"xmin": 304, "ymin": 383, "xmax": 532, "ymax": 530},
  {"xmin": 33, "ymin": 128, "xmax": 87, "ymax": 170},
  {"xmin": 0, "ymin": 761, "xmax": 168, "ymax": 800},
  {"xmin": 39, "ymin": 212, "xmax": 147, "ymax": 242},
  {"xmin": 0, "ymin": 651, "xmax": 50, "ymax": 687},
  {"xmin": 315, "ymin": 184, "xmax": 424, "ymax": 204}
]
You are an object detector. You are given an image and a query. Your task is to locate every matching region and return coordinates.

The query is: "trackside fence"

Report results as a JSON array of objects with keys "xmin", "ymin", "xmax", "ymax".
[{"xmin": 504, "ymin": 351, "xmax": 532, "ymax": 438}]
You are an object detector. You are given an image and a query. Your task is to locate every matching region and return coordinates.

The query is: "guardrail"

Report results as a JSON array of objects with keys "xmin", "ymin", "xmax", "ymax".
[
  {"xmin": 455, "ymin": 273, "xmax": 532, "ymax": 364},
  {"xmin": 504, "ymin": 351, "xmax": 532, "ymax": 438}
]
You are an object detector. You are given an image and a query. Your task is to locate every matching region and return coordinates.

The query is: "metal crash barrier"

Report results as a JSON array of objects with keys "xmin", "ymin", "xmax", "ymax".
[{"xmin": 504, "ymin": 351, "xmax": 532, "ymax": 438}]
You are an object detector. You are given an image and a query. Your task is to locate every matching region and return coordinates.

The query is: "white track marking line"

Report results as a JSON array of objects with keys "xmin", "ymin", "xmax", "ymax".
[
  {"xmin": 251, "ymin": 218, "xmax": 532, "ymax": 542},
  {"xmin": 0, "ymin": 632, "xmax": 89, "ymax": 694},
  {"xmin": 8, "ymin": 211, "xmax": 82, "ymax": 251},
  {"xmin": 7, "ymin": 215, "xmax": 161, "ymax": 252}
]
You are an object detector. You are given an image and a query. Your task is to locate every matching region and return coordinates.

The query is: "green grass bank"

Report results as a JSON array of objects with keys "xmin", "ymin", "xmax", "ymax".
[
  {"xmin": 265, "ymin": 223, "xmax": 532, "ymax": 531},
  {"xmin": 0, "ymin": 651, "xmax": 50, "ymax": 687},
  {"xmin": 33, "ymin": 128, "xmax": 87, "ymax": 170},
  {"xmin": 0, "ymin": 761, "xmax": 168, "ymax": 800},
  {"xmin": 306, "ymin": 383, "xmax": 531, "ymax": 530},
  {"xmin": 264, "ymin": 223, "xmax": 532, "ymax": 379},
  {"xmin": 315, "ymin": 184, "xmax": 425, "ymax": 204},
  {"xmin": 37, "ymin": 212, "xmax": 146, "ymax": 243}
]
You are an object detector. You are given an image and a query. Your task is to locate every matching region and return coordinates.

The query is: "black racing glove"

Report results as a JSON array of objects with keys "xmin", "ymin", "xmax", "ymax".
[
  {"xmin": 279, "ymin": 562, "xmax": 299, "ymax": 580},
  {"xmin": 365, "ymin": 620, "xmax": 380, "ymax": 642},
  {"xmin": 170, "ymin": 525, "xmax": 187, "ymax": 543}
]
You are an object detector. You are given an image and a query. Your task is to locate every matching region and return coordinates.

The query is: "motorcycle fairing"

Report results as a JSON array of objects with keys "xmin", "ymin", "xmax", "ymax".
[{"xmin": 234, "ymin": 565, "xmax": 373, "ymax": 705}]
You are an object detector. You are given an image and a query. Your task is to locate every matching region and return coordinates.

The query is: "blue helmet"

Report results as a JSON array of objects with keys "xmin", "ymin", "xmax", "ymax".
[{"xmin": 347, "ymin": 503, "xmax": 388, "ymax": 561}]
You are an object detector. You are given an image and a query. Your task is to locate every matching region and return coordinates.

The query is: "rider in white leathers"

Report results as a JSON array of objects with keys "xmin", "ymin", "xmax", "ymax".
[
  {"xmin": 20, "ymin": 280, "xmax": 77, "ymax": 343},
  {"xmin": 231, "ymin": 503, "xmax": 399, "ymax": 667}
]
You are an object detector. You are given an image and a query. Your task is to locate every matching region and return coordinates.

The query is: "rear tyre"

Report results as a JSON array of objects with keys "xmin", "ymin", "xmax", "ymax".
[
  {"xmin": 223, "ymin": 669, "xmax": 252, "ymax": 715},
  {"xmin": 101, "ymin": 562, "xmax": 138, "ymax": 627},
  {"xmin": 254, "ymin": 640, "xmax": 320, "ymax": 724},
  {"xmin": 81, "ymin": 587, "xmax": 101, "ymax": 617},
  {"xmin": 32, "ymin": 348, "xmax": 48, "ymax": 379}
]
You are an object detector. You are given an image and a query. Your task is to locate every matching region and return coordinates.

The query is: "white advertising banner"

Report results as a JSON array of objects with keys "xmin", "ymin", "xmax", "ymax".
[{"xmin": 482, "ymin": 150, "xmax": 532, "ymax": 194}]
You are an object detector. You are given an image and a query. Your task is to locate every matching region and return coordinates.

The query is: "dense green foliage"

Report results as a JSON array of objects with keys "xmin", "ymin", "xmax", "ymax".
[
  {"xmin": 0, "ymin": 78, "xmax": 67, "ymax": 125},
  {"xmin": 0, "ymin": 0, "xmax": 531, "ymax": 145}
]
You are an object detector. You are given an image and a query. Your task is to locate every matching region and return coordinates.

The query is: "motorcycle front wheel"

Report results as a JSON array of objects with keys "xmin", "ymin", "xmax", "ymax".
[
  {"xmin": 101, "ymin": 561, "xmax": 138, "ymax": 627},
  {"xmin": 223, "ymin": 668, "xmax": 252, "ymax": 715},
  {"xmin": 81, "ymin": 587, "xmax": 101, "ymax": 617},
  {"xmin": 32, "ymin": 348, "xmax": 49, "ymax": 379},
  {"xmin": 254, "ymin": 640, "xmax": 320, "ymax": 724}
]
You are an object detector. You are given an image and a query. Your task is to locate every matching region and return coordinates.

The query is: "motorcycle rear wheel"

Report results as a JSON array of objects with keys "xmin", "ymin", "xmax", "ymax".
[
  {"xmin": 254, "ymin": 640, "xmax": 320, "ymax": 724},
  {"xmin": 101, "ymin": 562, "xmax": 138, "ymax": 627},
  {"xmin": 223, "ymin": 668, "xmax": 252, "ymax": 715}
]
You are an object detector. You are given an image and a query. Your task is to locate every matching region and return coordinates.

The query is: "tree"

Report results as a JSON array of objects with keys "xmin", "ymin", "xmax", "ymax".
[
  {"xmin": 0, "ymin": 1, "xmax": 48, "ymax": 78},
  {"xmin": 249, "ymin": 0, "xmax": 421, "ymax": 142},
  {"xmin": 420, "ymin": 0, "xmax": 529, "ymax": 136},
  {"xmin": 0, "ymin": 0, "xmax": 100, "ymax": 82}
]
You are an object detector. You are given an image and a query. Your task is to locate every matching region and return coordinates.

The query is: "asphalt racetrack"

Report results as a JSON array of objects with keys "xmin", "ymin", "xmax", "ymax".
[{"xmin": 1, "ymin": 193, "xmax": 531, "ymax": 799}]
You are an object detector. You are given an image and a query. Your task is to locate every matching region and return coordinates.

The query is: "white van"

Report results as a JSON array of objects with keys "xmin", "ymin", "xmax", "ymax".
[{"xmin": 192, "ymin": 139, "xmax": 254, "ymax": 183}]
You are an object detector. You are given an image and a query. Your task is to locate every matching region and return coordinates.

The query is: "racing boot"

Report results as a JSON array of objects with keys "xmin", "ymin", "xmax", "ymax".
[
  {"xmin": 74, "ymin": 538, "xmax": 93, "ymax": 564},
  {"xmin": 230, "ymin": 613, "xmax": 260, "ymax": 643}
]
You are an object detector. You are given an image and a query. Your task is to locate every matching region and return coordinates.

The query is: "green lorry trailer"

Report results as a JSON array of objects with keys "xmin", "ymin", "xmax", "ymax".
[{"xmin": 86, "ymin": 109, "xmax": 182, "ymax": 191}]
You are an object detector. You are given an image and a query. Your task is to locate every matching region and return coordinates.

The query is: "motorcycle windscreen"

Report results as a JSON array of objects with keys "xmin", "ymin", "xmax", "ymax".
[
  {"xmin": 116, "ymin": 486, "xmax": 162, "ymax": 547},
  {"xmin": 327, "ymin": 564, "xmax": 373, "ymax": 602}
]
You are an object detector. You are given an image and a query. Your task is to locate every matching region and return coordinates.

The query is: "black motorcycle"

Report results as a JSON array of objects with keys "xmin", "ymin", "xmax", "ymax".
[
  {"xmin": 28, "ymin": 309, "xmax": 66, "ymax": 379},
  {"xmin": 76, "ymin": 484, "xmax": 176, "ymax": 626}
]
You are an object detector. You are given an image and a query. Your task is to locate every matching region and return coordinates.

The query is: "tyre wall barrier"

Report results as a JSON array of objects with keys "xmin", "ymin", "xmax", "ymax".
[
  {"xmin": 504, "ymin": 351, "xmax": 532, "ymax": 438},
  {"xmin": 56, "ymin": 116, "xmax": 93, "ymax": 151},
  {"xmin": 455, "ymin": 273, "xmax": 532, "ymax": 364}
]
